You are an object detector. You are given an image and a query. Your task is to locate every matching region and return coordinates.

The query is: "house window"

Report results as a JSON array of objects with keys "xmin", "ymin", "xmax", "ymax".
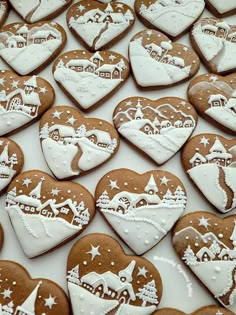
[
  {"xmin": 31, "ymin": 207, "xmax": 35, "ymax": 212},
  {"xmin": 60, "ymin": 207, "xmax": 69, "ymax": 214},
  {"xmin": 20, "ymin": 204, "xmax": 24, "ymax": 209},
  {"xmin": 100, "ymin": 73, "xmax": 105, "ymax": 77},
  {"xmin": 114, "ymin": 70, "xmax": 119, "ymax": 75},
  {"xmin": 42, "ymin": 209, "xmax": 48, "ymax": 215},
  {"xmin": 53, "ymin": 135, "xmax": 59, "ymax": 141},
  {"xmin": 106, "ymin": 73, "xmax": 110, "ymax": 78},
  {"xmin": 10, "ymin": 97, "xmax": 21, "ymax": 109},
  {"xmin": 25, "ymin": 206, "xmax": 30, "ymax": 211},
  {"xmin": 144, "ymin": 125, "xmax": 150, "ymax": 132}
]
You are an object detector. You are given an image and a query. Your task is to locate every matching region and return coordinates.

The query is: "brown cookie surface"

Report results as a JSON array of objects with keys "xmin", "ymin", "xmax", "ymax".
[
  {"xmin": 0, "ymin": 70, "xmax": 55, "ymax": 136},
  {"xmin": 0, "ymin": 223, "xmax": 3, "ymax": 251},
  {"xmin": 0, "ymin": 22, "xmax": 66, "ymax": 75},
  {"xmin": 0, "ymin": 137, "xmax": 24, "ymax": 194},
  {"xmin": 95, "ymin": 169, "xmax": 187, "ymax": 255},
  {"xmin": 191, "ymin": 18, "xmax": 236, "ymax": 75},
  {"xmin": 9, "ymin": 0, "xmax": 72, "ymax": 23},
  {"xmin": 129, "ymin": 29, "xmax": 200, "ymax": 90},
  {"xmin": 154, "ymin": 306, "xmax": 235, "ymax": 315},
  {"xmin": 134, "ymin": 0, "xmax": 205, "ymax": 40},
  {"xmin": 0, "ymin": 0, "xmax": 8, "ymax": 27},
  {"xmin": 113, "ymin": 97, "xmax": 198, "ymax": 164},
  {"xmin": 0, "ymin": 260, "xmax": 70, "ymax": 314},
  {"xmin": 66, "ymin": 1, "xmax": 135, "ymax": 51},
  {"xmin": 204, "ymin": 1, "xmax": 236, "ymax": 17},
  {"xmin": 188, "ymin": 73, "xmax": 236, "ymax": 135},
  {"xmin": 67, "ymin": 233, "xmax": 163, "ymax": 315},
  {"xmin": 172, "ymin": 211, "xmax": 236, "ymax": 312},
  {"xmin": 6, "ymin": 170, "xmax": 95, "ymax": 258},
  {"xmin": 53, "ymin": 50, "xmax": 130, "ymax": 111},
  {"xmin": 182, "ymin": 134, "xmax": 236, "ymax": 213},
  {"xmin": 39, "ymin": 106, "xmax": 119, "ymax": 179}
]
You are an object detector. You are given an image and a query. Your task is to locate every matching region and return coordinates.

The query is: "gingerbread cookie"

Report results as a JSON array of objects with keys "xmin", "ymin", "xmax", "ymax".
[
  {"xmin": 5, "ymin": 170, "xmax": 95, "ymax": 258},
  {"xmin": 182, "ymin": 134, "xmax": 236, "ymax": 213},
  {"xmin": 191, "ymin": 18, "xmax": 236, "ymax": 75},
  {"xmin": 53, "ymin": 50, "xmax": 130, "ymax": 111},
  {"xmin": 0, "ymin": 22, "xmax": 66, "ymax": 75},
  {"xmin": 0, "ymin": 260, "xmax": 70, "ymax": 314},
  {"xmin": 96, "ymin": 169, "xmax": 187, "ymax": 255},
  {"xmin": 0, "ymin": 223, "xmax": 3, "ymax": 251},
  {"xmin": 39, "ymin": 106, "xmax": 119, "ymax": 179},
  {"xmin": 67, "ymin": 233, "xmax": 163, "ymax": 315},
  {"xmin": 9, "ymin": 0, "xmax": 72, "ymax": 23},
  {"xmin": 205, "ymin": 1, "xmax": 236, "ymax": 17},
  {"xmin": 172, "ymin": 211, "xmax": 236, "ymax": 312},
  {"xmin": 154, "ymin": 306, "xmax": 235, "ymax": 315},
  {"xmin": 135, "ymin": 0, "xmax": 205, "ymax": 40},
  {"xmin": 113, "ymin": 97, "xmax": 198, "ymax": 164},
  {"xmin": 0, "ymin": 70, "xmax": 55, "ymax": 136},
  {"xmin": 0, "ymin": 138, "xmax": 24, "ymax": 195},
  {"xmin": 129, "ymin": 29, "xmax": 200, "ymax": 89},
  {"xmin": 0, "ymin": 1, "xmax": 8, "ymax": 27},
  {"xmin": 188, "ymin": 73, "xmax": 236, "ymax": 135},
  {"xmin": 66, "ymin": 1, "xmax": 135, "ymax": 52}
]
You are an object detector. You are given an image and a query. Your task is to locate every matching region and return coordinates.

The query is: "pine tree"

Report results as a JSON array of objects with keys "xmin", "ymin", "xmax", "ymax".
[
  {"xmin": 6, "ymin": 187, "xmax": 17, "ymax": 206},
  {"xmin": 57, "ymin": 59, "xmax": 65, "ymax": 69},
  {"xmin": 124, "ymin": 9, "xmax": 134, "ymax": 22},
  {"xmin": 2, "ymin": 301, "xmax": 14, "ymax": 314},
  {"xmin": 68, "ymin": 17, "xmax": 76, "ymax": 28},
  {"xmin": 136, "ymin": 280, "xmax": 158, "ymax": 307},
  {"xmin": 116, "ymin": 58, "xmax": 127, "ymax": 70},
  {"xmin": 174, "ymin": 186, "xmax": 187, "ymax": 207},
  {"xmin": 77, "ymin": 201, "xmax": 85, "ymax": 211},
  {"xmin": 39, "ymin": 123, "xmax": 49, "ymax": 139},
  {"xmin": 108, "ymin": 138, "xmax": 117, "ymax": 151},
  {"xmin": 80, "ymin": 209, "xmax": 90, "ymax": 225},
  {"xmin": 76, "ymin": 124, "xmax": 87, "ymax": 138},
  {"xmin": 9, "ymin": 153, "xmax": 18, "ymax": 169},
  {"xmin": 139, "ymin": 3, "xmax": 147, "ymax": 13},
  {"xmin": 209, "ymin": 240, "xmax": 221, "ymax": 255},
  {"xmin": 162, "ymin": 189, "xmax": 175, "ymax": 206},
  {"xmin": 67, "ymin": 265, "xmax": 80, "ymax": 285},
  {"xmin": 182, "ymin": 245, "xmax": 197, "ymax": 266},
  {"xmin": 96, "ymin": 190, "xmax": 110, "ymax": 208}
]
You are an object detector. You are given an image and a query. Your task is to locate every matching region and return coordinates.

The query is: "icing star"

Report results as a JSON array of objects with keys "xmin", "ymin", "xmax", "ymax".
[
  {"xmin": 87, "ymin": 245, "xmax": 101, "ymax": 261},
  {"xmin": 215, "ymin": 311, "xmax": 223, "ymax": 315},
  {"xmin": 198, "ymin": 216, "xmax": 211, "ymax": 230},
  {"xmin": 146, "ymin": 30, "xmax": 152, "ymax": 36},
  {"xmin": 10, "ymin": 80, "xmax": 19, "ymax": 89},
  {"xmin": 22, "ymin": 178, "xmax": 32, "ymax": 187},
  {"xmin": 1, "ymin": 288, "xmax": 12, "ymax": 299},
  {"xmin": 39, "ymin": 86, "xmax": 48, "ymax": 94},
  {"xmin": 160, "ymin": 176, "xmax": 171, "ymax": 186},
  {"xmin": 209, "ymin": 75, "xmax": 218, "ymax": 82},
  {"xmin": 137, "ymin": 267, "xmax": 148, "ymax": 278},
  {"xmin": 125, "ymin": 101, "xmax": 132, "ymax": 106},
  {"xmin": 13, "ymin": 24, "xmax": 20, "ymax": 29},
  {"xmin": 108, "ymin": 180, "xmax": 120, "ymax": 190},
  {"xmin": 51, "ymin": 188, "xmax": 60, "ymax": 196},
  {"xmin": 0, "ymin": 77, "xmax": 5, "ymax": 86},
  {"xmin": 200, "ymin": 136, "xmax": 209, "ymax": 147},
  {"xmin": 179, "ymin": 101, "xmax": 186, "ymax": 106},
  {"xmin": 67, "ymin": 116, "xmax": 77, "ymax": 125},
  {"xmin": 77, "ymin": 4, "xmax": 85, "ymax": 12},
  {"xmin": 52, "ymin": 111, "xmax": 63, "ymax": 119},
  {"xmin": 115, "ymin": 3, "xmax": 124, "ymax": 8},
  {"xmin": 109, "ymin": 54, "xmax": 116, "ymax": 62},
  {"xmin": 44, "ymin": 294, "xmax": 57, "ymax": 309}
]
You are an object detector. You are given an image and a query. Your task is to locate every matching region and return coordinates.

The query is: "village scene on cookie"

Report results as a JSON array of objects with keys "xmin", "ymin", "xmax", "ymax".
[
  {"xmin": 68, "ymin": 2, "xmax": 134, "ymax": 50},
  {"xmin": 173, "ymin": 214, "xmax": 236, "ymax": 311}
]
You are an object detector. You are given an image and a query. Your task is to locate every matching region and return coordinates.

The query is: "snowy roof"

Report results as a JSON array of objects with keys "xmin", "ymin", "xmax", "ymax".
[
  {"xmin": 76, "ymin": 8, "xmax": 104, "ymax": 23},
  {"xmin": 208, "ymin": 94, "xmax": 227, "ymax": 103},
  {"xmin": 16, "ymin": 25, "xmax": 29, "ymax": 34},
  {"xmin": 189, "ymin": 152, "xmax": 207, "ymax": 164},
  {"xmin": 96, "ymin": 64, "xmax": 121, "ymax": 73},
  {"xmin": 90, "ymin": 52, "xmax": 104, "ymax": 62},
  {"xmin": 0, "ymin": 143, "xmax": 9, "ymax": 163},
  {"xmin": 31, "ymin": 30, "xmax": 57, "ymax": 39},
  {"xmin": 226, "ymin": 98, "xmax": 236, "ymax": 109},
  {"xmin": 201, "ymin": 24, "xmax": 218, "ymax": 32},
  {"xmin": 49, "ymin": 124, "xmax": 76, "ymax": 137},
  {"xmin": 24, "ymin": 75, "xmax": 38, "ymax": 88},
  {"xmin": 110, "ymin": 191, "xmax": 161, "ymax": 206},
  {"xmin": 209, "ymin": 138, "xmax": 227, "ymax": 154},
  {"xmin": 206, "ymin": 151, "xmax": 232, "ymax": 161},
  {"xmin": 145, "ymin": 43, "xmax": 163, "ymax": 55},
  {"xmin": 55, "ymin": 199, "xmax": 79, "ymax": 216},
  {"xmin": 6, "ymin": 35, "xmax": 26, "ymax": 43},
  {"xmin": 15, "ymin": 195, "xmax": 41, "ymax": 207},
  {"xmin": 37, "ymin": 199, "xmax": 59, "ymax": 216},
  {"xmin": 196, "ymin": 247, "xmax": 215, "ymax": 259},
  {"xmin": 216, "ymin": 21, "xmax": 231, "ymax": 30},
  {"xmin": 170, "ymin": 56, "xmax": 185, "ymax": 67},
  {"xmin": 228, "ymin": 32, "xmax": 236, "ymax": 38},
  {"xmin": 66, "ymin": 59, "xmax": 97, "ymax": 68},
  {"xmin": 98, "ymin": 13, "xmax": 124, "ymax": 23},
  {"xmin": 144, "ymin": 174, "xmax": 158, "ymax": 193},
  {"xmin": 218, "ymin": 249, "xmax": 236, "ymax": 259},
  {"xmin": 86, "ymin": 129, "xmax": 112, "ymax": 145},
  {"xmin": 15, "ymin": 281, "xmax": 42, "ymax": 314}
]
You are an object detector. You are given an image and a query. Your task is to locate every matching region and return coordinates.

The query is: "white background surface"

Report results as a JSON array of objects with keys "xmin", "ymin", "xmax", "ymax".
[{"xmin": 0, "ymin": 0, "xmax": 235, "ymax": 312}]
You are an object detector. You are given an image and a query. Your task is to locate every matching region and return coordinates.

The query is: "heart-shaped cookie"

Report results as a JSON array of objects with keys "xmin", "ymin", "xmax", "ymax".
[
  {"xmin": 188, "ymin": 73, "xmax": 236, "ymax": 135},
  {"xmin": 0, "ymin": 223, "xmax": 3, "ymax": 251},
  {"xmin": 0, "ymin": 260, "xmax": 70, "ymax": 314},
  {"xmin": 135, "ymin": 0, "xmax": 205, "ymax": 40},
  {"xmin": 5, "ymin": 170, "xmax": 95, "ymax": 258},
  {"xmin": 191, "ymin": 18, "xmax": 236, "ymax": 75},
  {"xmin": 96, "ymin": 169, "xmax": 187, "ymax": 255},
  {"xmin": 39, "ymin": 106, "xmax": 119, "ymax": 179},
  {"xmin": 113, "ymin": 97, "xmax": 198, "ymax": 164},
  {"xmin": 182, "ymin": 134, "xmax": 236, "ymax": 213},
  {"xmin": 9, "ymin": 0, "xmax": 72, "ymax": 23},
  {"xmin": 205, "ymin": 1, "xmax": 236, "ymax": 17},
  {"xmin": 0, "ymin": 1, "xmax": 8, "ymax": 27},
  {"xmin": 0, "ymin": 138, "xmax": 24, "ymax": 195},
  {"xmin": 129, "ymin": 29, "xmax": 200, "ymax": 89},
  {"xmin": 155, "ymin": 306, "xmax": 234, "ymax": 315},
  {"xmin": 66, "ymin": 1, "xmax": 135, "ymax": 51},
  {"xmin": 67, "ymin": 233, "xmax": 163, "ymax": 315},
  {"xmin": 53, "ymin": 50, "xmax": 130, "ymax": 111},
  {"xmin": 172, "ymin": 211, "xmax": 236, "ymax": 312},
  {"xmin": 0, "ymin": 22, "xmax": 66, "ymax": 75},
  {"xmin": 0, "ymin": 70, "xmax": 55, "ymax": 136}
]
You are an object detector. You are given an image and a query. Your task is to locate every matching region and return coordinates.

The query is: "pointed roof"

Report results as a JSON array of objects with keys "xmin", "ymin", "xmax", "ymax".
[
  {"xmin": 16, "ymin": 281, "xmax": 42, "ymax": 315},
  {"xmin": 209, "ymin": 138, "xmax": 226, "ymax": 153},
  {"xmin": 105, "ymin": 3, "xmax": 113, "ymax": 13},
  {"xmin": 90, "ymin": 52, "xmax": 104, "ymax": 62},
  {"xmin": 216, "ymin": 21, "xmax": 231, "ymax": 30},
  {"xmin": 206, "ymin": 138, "xmax": 232, "ymax": 161},
  {"xmin": 144, "ymin": 174, "xmax": 158, "ymax": 193},
  {"xmin": 16, "ymin": 25, "xmax": 29, "ymax": 34},
  {"xmin": 189, "ymin": 152, "xmax": 207, "ymax": 164},
  {"xmin": 118, "ymin": 260, "xmax": 136, "ymax": 282},
  {"xmin": 24, "ymin": 76, "xmax": 38, "ymax": 88},
  {"xmin": 0, "ymin": 142, "xmax": 9, "ymax": 163},
  {"xmin": 29, "ymin": 177, "xmax": 44, "ymax": 199}
]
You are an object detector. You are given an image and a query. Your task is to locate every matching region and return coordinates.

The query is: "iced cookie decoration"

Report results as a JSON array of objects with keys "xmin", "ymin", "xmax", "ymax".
[
  {"xmin": 0, "ymin": 70, "xmax": 55, "ymax": 136},
  {"xmin": 129, "ymin": 29, "xmax": 200, "ymax": 89},
  {"xmin": 188, "ymin": 73, "xmax": 236, "ymax": 134},
  {"xmin": 191, "ymin": 18, "xmax": 236, "ymax": 75},
  {"xmin": 135, "ymin": 0, "xmax": 205, "ymax": 40},
  {"xmin": 0, "ymin": 22, "xmax": 66, "ymax": 75},
  {"xmin": 172, "ymin": 212, "xmax": 236, "ymax": 312},
  {"xmin": 5, "ymin": 170, "xmax": 95, "ymax": 258},
  {"xmin": 67, "ymin": 233, "xmax": 163, "ymax": 315},
  {"xmin": 0, "ymin": 260, "xmax": 70, "ymax": 314},
  {"xmin": 0, "ymin": 223, "xmax": 3, "ymax": 251},
  {"xmin": 155, "ymin": 306, "xmax": 235, "ymax": 315},
  {"xmin": 9, "ymin": 0, "xmax": 72, "ymax": 23},
  {"xmin": 66, "ymin": 1, "xmax": 135, "ymax": 52},
  {"xmin": 0, "ymin": 1, "xmax": 8, "ymax": 27},
  {"xmin": 0, "ymin": 138, "xmax": 24, "ymax": 195},
  {"xmin": 205, "ymin": 1, "xmax": 236, "ymax": 17},
  {"xmin": 113, "ymin": 97, "xmax": 198, "ymax": 165},
  {"xmin": 96, "ymin": 169, "xmax": 187, "ymax": 255},
  {"xmin": 182, "ymin": 134, "xmax": 236, "ymax": 213},
  {"xmin": 53, "ymin": 50, "xmax": 130, "ymax": 111},
  {"xmin": 39, "ymin": 106, "xmax": 119, "ymax": 179}
]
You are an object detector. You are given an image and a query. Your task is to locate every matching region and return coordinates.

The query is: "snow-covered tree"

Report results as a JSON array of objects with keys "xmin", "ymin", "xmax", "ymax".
[
  {"xmin": 68, "ymin": 16, "xmax": 76, "ymax": 28},
  {"xmin": 209, "ymin": 240, "xmax": 221, "ymax": 255},
  {"xmin": 67, "ymin": 265, "xmax": 80, "ymax": 285},
  {"xmin": 124, "ymin": 9, "xmax": 134, "ymax": 22},
  {"xmin": 76, "ymin": 124, "xmax": 87, "ymax": 138},
  {"xmin": 182, "ymin": 245, "xmax": 197, "ymax": 266},
  {"xmin": 174, "ymin": 186, "xmax": 187, "ymax": 207},
  {"xmin": 9, "ymin": 153, "xmax": 18, "ymax": 169},
  {"xmin": 77, "ymin": 201, "xmax": 85, "ymax": 212},
  {"xmin": 6, "ymin": 187, "xmax": 17, "ymax": 206},
  {"xmin": 162, "ymin": 189, "xmax": 175, "ymax": 206},
  {"xmin": 108, "ymin": 138, "xmax": 117, "ymax": 152},
  {"xmin": 56, "ymin": 59, "xmax": 65, "ymax": 69},
  {"xmin": 116, "ymin": 58, "xmax": 127, "ymax": 71},
  {"xmin": 39, "ymin": 123, "xmax": 49, "ymax": 139},
  {"xmin": 139, "ymin": 3, "xmax": 147, "ymax": 13},
  {"xmin": 2, "ymin": 301, "xmax": 14, "ymax": 315},
  {"xmin": 96, "ymin": 190, "xmax": 110, "ymax": 208},
  {"xmin": 136, "ymin": 280, "xmax": 158, "ymax": 307},
  {"xmin": 80, "ymin": 209, "xmax": 90, "ymax": 225}
]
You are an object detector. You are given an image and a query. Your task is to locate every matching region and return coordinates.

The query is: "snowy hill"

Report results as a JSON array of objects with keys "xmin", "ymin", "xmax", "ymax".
[
  {"xmin": 0, "ymin": 111, "xmax": 32, "ymax": 136},
  {"xmin": 206, "ymin": 107, "xmax": 236, "ymax": 132}
]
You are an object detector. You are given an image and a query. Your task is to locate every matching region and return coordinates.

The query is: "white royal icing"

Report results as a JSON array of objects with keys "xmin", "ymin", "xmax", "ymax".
[
  {"xmin": 208, "ymin": 0, "xmax": 236, "ymax": 14},
  {"xmin": 0, "ymin": 142, "xmax": 17, "ymax": 191},
  {"xmin": 139, "ymin": 0, "xmax": 205, "ymax": 37}
]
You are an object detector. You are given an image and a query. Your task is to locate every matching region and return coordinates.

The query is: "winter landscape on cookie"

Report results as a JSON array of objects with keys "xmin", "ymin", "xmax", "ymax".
[{"xmin": 0, "ymin": 142, "xmax": 18, "ymax": 191}]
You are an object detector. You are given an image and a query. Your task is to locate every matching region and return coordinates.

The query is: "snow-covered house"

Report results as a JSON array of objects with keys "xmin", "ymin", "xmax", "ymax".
[
  {"xmin": 49, "ymin": 124, "xmax": 76, "ymax": 143},
  {"xmin": 31, "ymin": 30, "xmax": 57, "ymax": 44},
  {"xmin": 218, "ymin": 248, "xmax": 236, "ymax": 261},
  {"xmin": 206, "ymin": 138, "xmax": 232, "ymax": 166},
  {"xmin": 140, "ymin": 121, "xmax": 159, "ymax": 135},
  {"xmin": 76, "ymin": 8, "xmax": 104, "ymax": 24},
  {"xmin": 228, "ymin": 32, "xmax": 236, "ymax": 43},
  {"xmin": 90, "ymin": 52, "xmax": 104, "ymax": 67},
  {"xmin": 98, "ymin": 12, "xmax": 124, "ymax": 24},
  {"xmin": 169, "ymin": 56, "xmax": 185, "ymax": 68},
  {"xmin": 208, "ymin": 94, "xmax": 227, "ymax": 108},
  {"xmin": 174, "ymin": 120, "xmax": 183, "ymax": 128},
  {"xmin": 196, "ymin": 247, "xmax": 216, "ymax": 262},
  {"xmin": 37, "ymin": 199, "xmax": 59, "ymax": 218},
  {"xmin": 145, "ymin": 43, "xmax": 163, "ymax": 60},
  {"xmin": 189, "ymin": 152, "xmax": 207, "ymax": 168},
  {"xmin": 183, "ymin": 119, "xmax": 194, "ymax": 128},
  {"xmin": 16, "ymin": 25, "xmax": 29, "ymax": 40},
  {"xmin": 201, "ymin": 24, "xmax": 217, "ymax": 35},
  {"xmin": 0, "ymin": 142, "xmax": 10, "ymax": 178},
  {"xmin": 86, "ymin": 129, "xmax": 112, "ymax": 148},
  {"xmin": 54, "ymin": 199, "xmax": 79, "ymax": 223},
  {"xmin": 160, "ymin": 120, "xmax": 172, "ymax": 128},
  {"xmin": 216, "ymin": 21, "xmax": 231, "ymax": 38},
  {"xmin": 66, "ymin": 59, "xmax": 97, "ymax": 73},
  {"xmin": 95, "ymin": 64, "xmax": 121, "ymax": 79},
  {"xmin": 6, "ymin": 35, "xmax": 26, "ymax": 48}
]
